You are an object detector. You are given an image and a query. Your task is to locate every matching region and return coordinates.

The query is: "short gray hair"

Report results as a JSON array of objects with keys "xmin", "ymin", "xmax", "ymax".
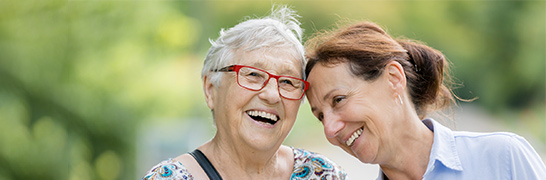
[{"xmin": 201, "ymin": 5, "xmax": 305, "ymax": 86}]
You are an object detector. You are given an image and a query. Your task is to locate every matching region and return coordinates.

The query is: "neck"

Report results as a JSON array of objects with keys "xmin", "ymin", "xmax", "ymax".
[
  {"xmin": 380, "ymin": 114, "xmax": 434, "ymax": 179},
  {"xmin": 199, "ymin": 134, "xmax": 290, "ymax": 179}
]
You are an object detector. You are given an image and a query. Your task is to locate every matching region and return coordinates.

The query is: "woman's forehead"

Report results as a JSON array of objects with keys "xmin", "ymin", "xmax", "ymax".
[{"xmin": 236, "ymin": 49, "xmax": 303, "ymax": 75}]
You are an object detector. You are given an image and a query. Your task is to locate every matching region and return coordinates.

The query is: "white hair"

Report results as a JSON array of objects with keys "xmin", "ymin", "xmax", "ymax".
[{"xmin": 201, "ymin": 5, "xmax": 305, "ymax": 86}]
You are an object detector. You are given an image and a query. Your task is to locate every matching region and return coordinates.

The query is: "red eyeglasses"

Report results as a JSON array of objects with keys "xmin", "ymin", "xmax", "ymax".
[{"xmin": 212, "ymin": 65, "xmax": 309, "ymax": 100}]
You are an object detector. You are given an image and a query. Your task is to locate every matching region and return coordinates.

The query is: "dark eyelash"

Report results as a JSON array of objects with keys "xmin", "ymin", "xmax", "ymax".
[{"xmin": 332, "ymin": 96, "xmax": 345, "ymax": 105}]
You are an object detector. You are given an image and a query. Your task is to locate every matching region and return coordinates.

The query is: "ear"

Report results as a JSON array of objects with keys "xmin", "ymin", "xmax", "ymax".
[
  {"xmin": 203, "ymin": 75, "xmax": 215, "ymax": 110},
  {"xmin": 385, "ymin": 61, "xmax": 406, "ymax": 95}
]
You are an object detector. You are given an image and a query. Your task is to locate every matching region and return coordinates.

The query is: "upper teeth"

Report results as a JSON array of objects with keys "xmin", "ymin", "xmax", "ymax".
[
  {"xmin": 247, "ymin": 110, "xmax": 278, "ymax": 121},
  {"xmin": 346, "ymin": 128, "xmax": 363, "ymax": 146}
]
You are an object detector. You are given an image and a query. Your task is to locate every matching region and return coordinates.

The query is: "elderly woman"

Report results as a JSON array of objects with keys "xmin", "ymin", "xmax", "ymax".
[
  {"xmin": 142, "ymin": 6, "xmax": 345, "ymax": 180},
  {"xmin": 304, "ymin": 21, "xmax": 546, "ymax": 179}
]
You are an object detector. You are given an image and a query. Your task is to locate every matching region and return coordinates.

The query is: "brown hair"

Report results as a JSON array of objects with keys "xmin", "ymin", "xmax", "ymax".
[{"xmin": 305, "ymin": 21, "xmax": 455, "ymax": 119}]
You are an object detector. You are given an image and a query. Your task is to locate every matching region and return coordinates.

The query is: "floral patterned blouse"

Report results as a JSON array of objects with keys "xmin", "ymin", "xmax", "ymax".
[{"xmin": 142, "ymin": 147, "xmax": 346, "ymax": 180}]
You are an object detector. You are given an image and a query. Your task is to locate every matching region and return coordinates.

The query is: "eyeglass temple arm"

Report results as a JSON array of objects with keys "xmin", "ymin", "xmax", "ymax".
[{"xmin": 211, "ymin": 65, "xmax": 236, "ymax": 72}]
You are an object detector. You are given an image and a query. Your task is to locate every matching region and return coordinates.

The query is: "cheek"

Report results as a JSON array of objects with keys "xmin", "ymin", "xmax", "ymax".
[{"xmin": 283, "ymin": 100, "xmax": 301, "ymax": 116}]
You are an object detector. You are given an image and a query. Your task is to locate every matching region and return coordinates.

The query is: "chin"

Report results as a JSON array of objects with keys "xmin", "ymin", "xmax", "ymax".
[
  {"xmin": 354, "ymin": 152, "xmax": 376, "ymax": 164},
  {"xmin": 338, "ymin": 146, "xmax": 355, "ymax": 157}
]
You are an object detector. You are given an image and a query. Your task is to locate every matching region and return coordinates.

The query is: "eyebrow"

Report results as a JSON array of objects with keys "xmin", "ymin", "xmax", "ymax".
[
  {"xmin": 323, "ymin": 89, "xmax": 338, "ymax": 102},
  {"xmin": 249, "ymin": 62, "xmax": 299, "ymax": 77},
  {"xmin": 282, "ymin": 68, "xmax": 298, "ymax": 77}
]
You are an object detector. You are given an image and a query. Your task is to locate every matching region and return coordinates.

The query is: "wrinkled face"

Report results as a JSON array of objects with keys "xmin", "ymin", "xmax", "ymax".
[
  {"xmin": 205, "ymin": 48, "xmax": 303, "ymax": 151},
  {"xmin": 306, "ymin": 62, "xmax": 396, "ymax": 164}
]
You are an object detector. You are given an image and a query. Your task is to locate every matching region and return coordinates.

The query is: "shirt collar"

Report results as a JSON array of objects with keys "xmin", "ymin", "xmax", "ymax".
[{"xmin": 423, "ymin": 118, "xmax": 463, "ymax": 174}]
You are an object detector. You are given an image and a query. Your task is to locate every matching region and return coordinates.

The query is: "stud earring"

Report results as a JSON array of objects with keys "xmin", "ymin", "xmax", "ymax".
[{"xmin": 398, "ymin": 95, "xmax": 404, "ymax": 105}]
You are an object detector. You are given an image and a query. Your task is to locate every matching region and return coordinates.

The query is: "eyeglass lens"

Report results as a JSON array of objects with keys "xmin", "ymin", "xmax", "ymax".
[{"xmin": 237, "ymin": 66, "xmax": 305, "ymax": 99}]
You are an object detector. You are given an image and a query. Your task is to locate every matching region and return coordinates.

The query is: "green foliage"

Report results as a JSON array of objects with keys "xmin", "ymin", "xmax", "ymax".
[
  {"xmin": 0, "ymin": 0, "xmax": 203, "ymax": 179},
  {"xmin": 0, "ymin": 1, "xmax": 544, "ymax": 179}
]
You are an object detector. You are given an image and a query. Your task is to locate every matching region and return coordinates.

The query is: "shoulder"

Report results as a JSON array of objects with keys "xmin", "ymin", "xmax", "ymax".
[
  {"xmin": 291, "ymin": 147, "xmax": 347, "ymax": 180},
  {"xmin": 453, "ymin": 131, "xmax": 546, "ymax": 176},
  {"xmin": 142, "ymin": 158, "xmax": 194, "ymax": 180},
  {"xmin": 453, "ymin": 131, "xmax": 528, "ymax": 150}
]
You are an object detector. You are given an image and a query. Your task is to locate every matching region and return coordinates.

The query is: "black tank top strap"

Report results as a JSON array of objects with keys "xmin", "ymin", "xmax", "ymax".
[{"xmin": 188, "ymin": 149, "xmax": 223, "ymax": 180}]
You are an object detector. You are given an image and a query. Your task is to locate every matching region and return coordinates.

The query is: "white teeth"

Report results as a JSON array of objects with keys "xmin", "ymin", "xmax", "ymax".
[
  {"xmin": 247, "ymin": 110, "xmax": 278, "ymax": 121},
  {"xmin": 346, "ymin": 128, "xmax": 363, "ymax": 146}
]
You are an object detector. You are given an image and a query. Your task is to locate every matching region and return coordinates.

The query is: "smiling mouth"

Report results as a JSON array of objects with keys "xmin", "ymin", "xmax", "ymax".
[
  {"xmin": 346, "ymin": 127, "xmax": 363, "ymax": 146},
  {"xmin": 246, "ymin": 110, "xmax": 280, "ymax": 125}
]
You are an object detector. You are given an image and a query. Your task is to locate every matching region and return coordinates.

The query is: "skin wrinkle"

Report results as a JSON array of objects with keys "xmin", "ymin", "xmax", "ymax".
[
  {"xmin": 252, "ymin": 52, "xmax": 302, "ymax": 78},
  {"xmin": 199, "ymin": 47, "xmax": 301, "ymax": 179},
  {"xmin": 307, "ymin": 62, "xmax": 433, "ymax": 179},
  {"xmin": 145, "ymin": 6, "xmax": 350, "ymax": 180}
]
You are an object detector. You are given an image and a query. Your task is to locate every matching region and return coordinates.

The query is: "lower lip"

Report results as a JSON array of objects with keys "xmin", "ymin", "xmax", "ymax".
[{"xmin": 247, "ymin": 114, "xmax": 277, "ymax": 128}]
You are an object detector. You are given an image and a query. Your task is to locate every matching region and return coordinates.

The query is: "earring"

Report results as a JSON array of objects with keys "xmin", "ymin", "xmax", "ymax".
[{"xmin": 398, "ymin": 95, "xmax": 403, "ymax": 105}]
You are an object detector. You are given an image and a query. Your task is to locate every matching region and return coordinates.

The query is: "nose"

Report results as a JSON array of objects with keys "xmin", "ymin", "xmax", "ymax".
[
  {"xmin": 322, "ymin": 112, "xmax": 344, "ymax": 138},
  {"xmin": 258, "ymin": 78, "xmax": 281, "ymax": 104}
]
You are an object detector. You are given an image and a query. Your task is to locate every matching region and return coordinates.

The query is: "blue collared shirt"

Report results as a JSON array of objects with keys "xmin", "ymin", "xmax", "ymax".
[{"xmin": 378, "ymin": 119, "xmax": 546, "ymax": 180}]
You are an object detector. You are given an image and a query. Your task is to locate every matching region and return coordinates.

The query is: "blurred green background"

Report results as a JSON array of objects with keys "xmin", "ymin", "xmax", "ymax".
[{"xmin": 0, "ymin": 0, "xmax": 544, "ymax": 179}]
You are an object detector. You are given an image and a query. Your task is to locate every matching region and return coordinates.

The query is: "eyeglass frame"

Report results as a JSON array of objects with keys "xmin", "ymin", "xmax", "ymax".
[{"xmin": 211, "ymin": 65, "xmax": 310, "ymax": 100}]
